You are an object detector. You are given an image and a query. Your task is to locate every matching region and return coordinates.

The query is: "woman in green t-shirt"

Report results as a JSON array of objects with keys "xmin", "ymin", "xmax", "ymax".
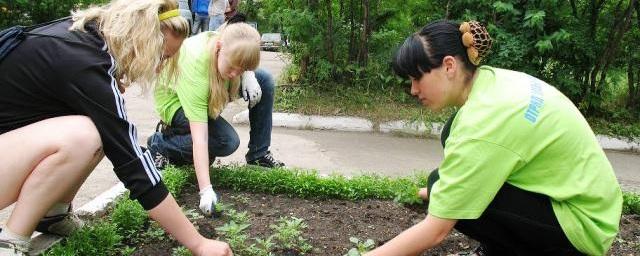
[{"xmin": 365, "ymin": 20, "xmax": 622, "ymax": 256}]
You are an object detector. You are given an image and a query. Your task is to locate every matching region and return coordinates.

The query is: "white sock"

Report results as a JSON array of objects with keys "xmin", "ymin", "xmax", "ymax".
[
  {"xmin": 45, "ymin": 202, "xmax": 70, "ymax": 217},
  {"xmin": 0, "ymin": 227, "xmax": 31, "ymax": 249}
]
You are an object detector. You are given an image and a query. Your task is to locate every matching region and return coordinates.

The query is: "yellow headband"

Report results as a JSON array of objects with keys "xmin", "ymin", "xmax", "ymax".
[{"xmin": 159, "ymin": 9, "xmax": 180, "ymax": 21}]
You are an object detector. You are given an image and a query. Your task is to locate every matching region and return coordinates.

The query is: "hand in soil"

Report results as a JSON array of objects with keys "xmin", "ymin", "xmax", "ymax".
[
  {"xmin": 194, "ymin": 239, "xmax": 233, "ymax": 256},
  {"xmin": 418, "ymin": 187, "xmax": 429, "ymax": 200}
]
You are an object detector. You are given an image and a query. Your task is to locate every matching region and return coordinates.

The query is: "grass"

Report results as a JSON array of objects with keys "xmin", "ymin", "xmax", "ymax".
[
  {"xmin": 274, "ymin": 83, "xmax": 454, "ymax": 126},
  {"xmin": 274, "ymin": 82, "xmax": 640, "ymax": 139}
]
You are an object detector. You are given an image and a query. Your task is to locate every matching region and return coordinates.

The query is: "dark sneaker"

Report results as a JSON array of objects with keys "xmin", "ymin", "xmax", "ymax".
[
  {"xmin": 147, "ymin": 133, "xmax": 170, "ymax": 171},
  {"xmin": 457, "ymin": 245, "xmax": 488, "ymax": 256},
  {"xmin": 247, "ymin": 151, "xmax": 284, "ymax": 168},
  {"xmin": 35, "ymin": 206, "xmax": 84, "ymax": 236},
  {"xmin": 0, "ymin": 239, "xmax": 28, "ymax": 256}
]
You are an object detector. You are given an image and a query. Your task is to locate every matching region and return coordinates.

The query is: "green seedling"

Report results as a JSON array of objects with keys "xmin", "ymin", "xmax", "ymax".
[
  {"xmin": 345, "ymin": 237, "xmax": 376, "ymax": 256},
  {"xmin": 270, "ymin": 217, "xmax": 312, "ymax": 254}
]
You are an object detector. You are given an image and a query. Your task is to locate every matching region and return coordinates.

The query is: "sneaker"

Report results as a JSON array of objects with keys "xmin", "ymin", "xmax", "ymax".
[
  {"xmin": 456, "ymin": 245, "xmax": 488, "ymax": 256},
  {"xmin": 151, "ymin": 149, "xmax": 170, "ymax": 170},
  {"xmin": 147, "ymin": 133, "xmax": 170, "ymax": 170},
  {"xmin": 0, "ymin": 239, "xmax": 28, "ymax": 256},
  {"xmin": 35, "ymin": 209, "xmax": 84, "ymax": 237},
  {"xmin": 247, "ymin": 151, "xmax": 285, "ymax": 168}
]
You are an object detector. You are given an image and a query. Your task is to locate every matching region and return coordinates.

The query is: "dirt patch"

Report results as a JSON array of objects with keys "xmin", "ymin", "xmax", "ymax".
[{"xmin": 132, "ymin": 186, "xmax": 640, "ymax": 255}]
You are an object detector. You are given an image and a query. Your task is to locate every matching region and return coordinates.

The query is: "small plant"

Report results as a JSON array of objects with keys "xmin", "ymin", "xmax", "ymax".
[
  {"xmin": 110, "ymin": 196, "xmax": 148, "ymax": 238},
  {"xmin": 245, "ymin": 236, "xmax": 276, "ymax": 256},
  {"xmin": 183, "ymin": 208, "xmax": 205, "ymax": 222},
  {"xmin": 141, "ymin": 221, "xmax": 166, "ymax": 242},
  {"xmin": 345, "ymin": 237, "xmax": 376, "ymax": 256},
  {"xmin": 172, "ymin": 246, "xmax": 192, "ymax": 256},
  {"xmin": 225, "ymin": 208, "xmax": 251, "ymax": 225},
  {"xmin": 216, "ymin": 221, "xmax": 252, "ymax": 252},
  {"xmin": 270, "ymin": 217, "xmax": 312, "ymax": 254}
]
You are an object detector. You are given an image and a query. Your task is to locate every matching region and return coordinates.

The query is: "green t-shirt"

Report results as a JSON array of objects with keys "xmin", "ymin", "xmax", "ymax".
[
  {"xmin": 154, "ymin": 32, "xmax": 215, "ymax": 123},
  {"xmin": 428, "ymin": 66, "xmax": 622, "ymax": 255}
]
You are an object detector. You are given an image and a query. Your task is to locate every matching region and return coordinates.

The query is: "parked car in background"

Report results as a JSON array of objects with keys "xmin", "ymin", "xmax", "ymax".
[{"xmin": 260, "ymin": 33, "xmax": 284, "ymax": 51}]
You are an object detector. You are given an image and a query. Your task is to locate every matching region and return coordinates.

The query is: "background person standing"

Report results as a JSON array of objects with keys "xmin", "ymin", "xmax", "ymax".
[
  {"xmin": 208, "ymin": 0, "xmax": 227, "ymax": 31},
  {"xmin": 224, "ymin": 0, "xmax": 238, "ymax": 21},
  {"xmin": 191, "ymin": 0, "xmax": 211, "ymax": 35}
]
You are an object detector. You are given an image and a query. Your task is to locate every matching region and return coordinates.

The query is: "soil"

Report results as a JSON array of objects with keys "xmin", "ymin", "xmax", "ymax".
[{"xmin": 132, "ymin": 185, "xmax": 640, "ymax": 255}]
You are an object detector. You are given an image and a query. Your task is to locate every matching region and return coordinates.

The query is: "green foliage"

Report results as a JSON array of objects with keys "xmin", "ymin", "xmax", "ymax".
[
  {"xmin": 345, "ymin": 237, "xmax": 376, "ymax": 256},
  {"xmin": 45, "ymin": 221, "xmax": 122, "ymax": 256},
  {"xmin": 210, "ymin": 165, "xmax": 428, "ymax": 205},
  {"xmin": 0, "ymin": 0, "xmax": 108, "ymax": 29},
  {"xmin": 623, "ymin": 192, "xmax": 640, "ymax": 215},
  {"xmin": 110, "ymin": 196, "xmax": 148, "ymax": 238},
  {"xmin": 163, "ymin": 165, "xmax": 195, "ymax": 196},
  {"xmin": 270, "ymin": 217, "xmax": 312, "ymax": 254}
]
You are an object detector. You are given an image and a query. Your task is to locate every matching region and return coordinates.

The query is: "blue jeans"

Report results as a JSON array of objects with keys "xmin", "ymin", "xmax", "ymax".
[
  {"xmin": 192, "ymin": 14, "xmax": 210, "ymax": 35},
  {"xmin": 208, "ymin": 14, "xmax": 225, "ymax": 31},
  {"xmin": 148, "ymin": 68, "xmax": 275, "ymax": 165}
]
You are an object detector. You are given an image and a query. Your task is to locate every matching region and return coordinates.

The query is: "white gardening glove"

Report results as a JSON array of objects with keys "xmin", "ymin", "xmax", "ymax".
[
  {"xmin": 241, "ymin": 71, "xmax": 262, "ymax": 108},
  {"xmin": 199, "ymin": 185, "xmax": 218, "ymax": 216}
]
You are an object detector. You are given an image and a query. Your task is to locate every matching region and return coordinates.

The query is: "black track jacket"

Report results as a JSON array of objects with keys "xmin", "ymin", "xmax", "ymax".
[{"xmin": 0, "ymin": 18, "xmax": 167, "ymax": 210}]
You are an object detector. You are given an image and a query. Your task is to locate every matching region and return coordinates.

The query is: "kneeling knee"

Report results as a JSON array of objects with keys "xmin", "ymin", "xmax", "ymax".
[{"xmin": 63, "ymin": 116, "xmax": 103, "ymax": 156}]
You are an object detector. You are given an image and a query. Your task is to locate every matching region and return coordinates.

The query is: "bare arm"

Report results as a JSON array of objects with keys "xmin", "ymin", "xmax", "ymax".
[
  {"xmin": 364, "ymin": 214, "xmax": 457, "ymax": 256},
  {"xmin": 148, "ymin": 194, "xmax": 232, "ymax": 255},
  {"xmin": 190, "ymin": 121, "xmax": 212, "ymax": 191}
]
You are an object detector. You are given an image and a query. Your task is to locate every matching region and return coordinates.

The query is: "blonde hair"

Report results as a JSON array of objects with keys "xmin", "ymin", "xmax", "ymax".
[
  {"xmin": 207, "ymin": 23, "xmax": 261, "ymax": 117},
  {"xmin": 70, "ymin": 0, "xmax": 189, "ymax": 91}
]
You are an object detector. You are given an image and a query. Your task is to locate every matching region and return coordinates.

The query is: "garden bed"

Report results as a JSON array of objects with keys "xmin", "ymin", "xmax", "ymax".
[
  {"xmin": 46, "ymin": 166, "xmax": 640, "ymax": 255},
  {"xmin": 131, "ymin": 185, "xmax": 640, "ymax": 256}
]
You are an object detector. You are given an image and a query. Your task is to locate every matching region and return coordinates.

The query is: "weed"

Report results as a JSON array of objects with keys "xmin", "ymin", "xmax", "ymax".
[
  {"xmin": 270, "ymin": 217, "xmax": 312, "ymax": 254},
  {"xmin": 120, "ymin": 246, "xmax": 136, "ymax": 256},
  {"xmin": 345, "ymin": 237, "xmax": 376, "ymax": 256}
]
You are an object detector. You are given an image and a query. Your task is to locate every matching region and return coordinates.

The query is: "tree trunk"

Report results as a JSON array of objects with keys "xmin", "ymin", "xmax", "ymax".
[
  {"xmin": 325, "ymin": 0, "xmax": 335, "ymax": 77},
  {"xmin": 592, "ymin": 0, "xmax": 635, "ymax": 97},
  {"xmin": 358, "ymin": 0, "xmax": 370, "ymax": 68},
  {"xmin": 348, "ymin": 0, "xmax": 357, "ymax": 63}
]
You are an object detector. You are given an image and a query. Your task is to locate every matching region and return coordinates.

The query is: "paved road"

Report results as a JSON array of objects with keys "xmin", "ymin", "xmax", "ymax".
[{"xmin": 2, "ymin": 51, "xmax": 639, "ymax": 228}]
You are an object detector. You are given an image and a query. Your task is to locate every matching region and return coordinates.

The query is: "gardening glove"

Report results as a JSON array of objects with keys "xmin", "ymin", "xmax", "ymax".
[
  {"xmin": 241, "ymin": 71, "xmax": 262, "ymax": 108},
  {"xmin": 199, "ymin": 185, "xmax": 218, "ymax": 216}
]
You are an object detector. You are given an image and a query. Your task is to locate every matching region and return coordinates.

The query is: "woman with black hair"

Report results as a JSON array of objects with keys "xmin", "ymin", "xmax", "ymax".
[{"xmin": 365, "ymin": 20, "xmax": 622, "ymax": 256}]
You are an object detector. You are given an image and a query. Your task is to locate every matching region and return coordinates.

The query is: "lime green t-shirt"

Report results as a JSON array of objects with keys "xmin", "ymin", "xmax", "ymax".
[
  {"xmin": 428, "ymin": 66, "xmax": 622, "ymax": 255},
  {"xmin": 154, "ymin": 32, "xmax": 215, "ymax": 123}
]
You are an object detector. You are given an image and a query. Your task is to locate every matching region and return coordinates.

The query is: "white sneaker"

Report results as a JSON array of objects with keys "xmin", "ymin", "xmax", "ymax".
[
  {"xmin": 0, "ymin": 239, "xmax": 28, "ymax": 256},
  {"xmin": 35, "ymin": 212, "xmax": 84, "ymax": 236}
]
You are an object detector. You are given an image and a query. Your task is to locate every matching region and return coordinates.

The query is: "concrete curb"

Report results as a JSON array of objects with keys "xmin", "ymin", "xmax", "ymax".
[{"xmin": 233, "ymin": 111, "xmax": 640, "ymax": 153}]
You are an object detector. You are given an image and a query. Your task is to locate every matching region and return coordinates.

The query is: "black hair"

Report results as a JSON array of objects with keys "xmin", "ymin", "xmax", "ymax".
[
  {"xmin": 392, "ymin": 20, "xmax": 477, "ymax": 80},
  {"xmin": 227, "ymin": 13, "xmax": 247, "ymax": 24}
]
